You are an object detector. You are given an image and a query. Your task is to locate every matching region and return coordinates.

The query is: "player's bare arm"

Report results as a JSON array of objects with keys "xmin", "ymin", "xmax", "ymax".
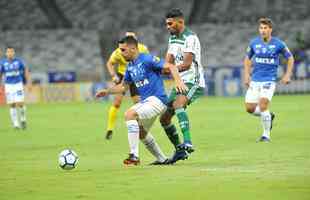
[
  {"xmin": 243, "ymin": 56, "xmax": 252, "ymax": 88},
  {"xmin": 24, "ymin": 67, "xmax": 32, "ymax": 91},
  {"xmin": 162, "ymin": 53, "xmax": 175, "ymax": 74},
  {"xmin": 96, "ymin": 82, "xmax": 129, "ymax": 98},
  {"xmin": 106, "ymin": 58, "xmax": 120, "ymax": 83},
  {"xmin": 281, "ymin": 56, "xmax": 294, "ymax": 84},
  {"xmin": 164, "ymin": 62, "xmax": 188, "ymax": 93},
  {"xmin": 176, "ymin": 52, "xmax": 193, "ymax": 72}
]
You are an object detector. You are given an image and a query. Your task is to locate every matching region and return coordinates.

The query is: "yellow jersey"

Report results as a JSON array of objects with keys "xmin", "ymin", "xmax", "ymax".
[{"xmin": 109, "ymin": 43, "xmax": 149, "ymax": 75}]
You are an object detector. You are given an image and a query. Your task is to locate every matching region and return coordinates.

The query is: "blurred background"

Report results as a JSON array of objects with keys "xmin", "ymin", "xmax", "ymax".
[{"xmin": 0, "ymin": 0, "xmax": 309, "ymax": 104}]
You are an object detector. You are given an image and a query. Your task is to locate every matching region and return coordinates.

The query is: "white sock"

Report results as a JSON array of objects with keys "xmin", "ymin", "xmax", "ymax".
[
  {"xmin": 252, "ymin": 105, "xmax": 261, "ymax": 116},
  {"xmin": 261, "ymin": 110, "xmax": 271, "ymax": 138},
  {"xmin": 19, "ymin": 106, "xmax": 26, "ymax": 122},
  {"xmin": 10, "ymin": 107, "xmax": 19, "ymax": 127},
  {"xmin": 141, "ymin": 133, "xmax": 167, "ymax": 162},
  {"xmin": 126, "ymin": 120, "xmax": 140, "ymax": 157}
]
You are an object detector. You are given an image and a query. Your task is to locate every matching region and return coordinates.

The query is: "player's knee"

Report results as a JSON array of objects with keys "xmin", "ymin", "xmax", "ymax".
[
  {"xmin": 245, "ymin": 106, "xmax": 255, "ymax": 113},
  {"xmin": 259, "ymin": 99, "xmax": 269, "ymax": 111},
  {"xmin": 139, "ymin": 127, "xmax": 147, "ymax": 139},
  {"xmin": 160, "ymin": 114, "xmax": 170, "ymax": 126},
  {"xmin": 124, "ymin": 109, "xmax": 137, "ymax": 121}
]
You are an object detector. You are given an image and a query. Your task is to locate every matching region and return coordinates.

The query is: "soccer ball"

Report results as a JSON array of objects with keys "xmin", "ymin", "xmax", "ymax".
[{"xmin": 58, "ymin": 149, "xmax": 79, "ymax": 170}]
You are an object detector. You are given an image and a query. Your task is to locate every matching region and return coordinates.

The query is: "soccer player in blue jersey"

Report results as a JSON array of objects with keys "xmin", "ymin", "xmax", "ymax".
[
  {"xmin": 0, "ymin": 47, "xmax": 32, "ymax": 129},
  {"xmin": 96, "ymin": 36, "xmax": 187, "ymax": 165},
  {"xmin": 244, "ymin": 17, "xmax": 294, "ymax": 142}
]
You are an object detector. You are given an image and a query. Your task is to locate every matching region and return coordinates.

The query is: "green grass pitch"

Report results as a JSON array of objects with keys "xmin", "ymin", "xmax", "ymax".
[{"xmin": 0, "ymin": 95, "xmax": 309, "ymax": 200}]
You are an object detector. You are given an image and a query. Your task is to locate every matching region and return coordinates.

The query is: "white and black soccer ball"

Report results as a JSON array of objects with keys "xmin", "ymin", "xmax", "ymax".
[{"xmin": 58, "ymin": 149, "xmax": 78, "ymax": 170}]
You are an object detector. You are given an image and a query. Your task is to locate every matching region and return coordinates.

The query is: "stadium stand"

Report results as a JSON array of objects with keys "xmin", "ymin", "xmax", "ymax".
[{"xmin": 0, "ymin": 0, "xmax": 309, "ymax": 79}]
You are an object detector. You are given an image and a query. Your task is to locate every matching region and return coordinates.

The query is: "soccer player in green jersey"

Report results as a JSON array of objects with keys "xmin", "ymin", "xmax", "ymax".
[{"xmin": 160, "ymin": 8, "xmax": 206, "ymax": 164}]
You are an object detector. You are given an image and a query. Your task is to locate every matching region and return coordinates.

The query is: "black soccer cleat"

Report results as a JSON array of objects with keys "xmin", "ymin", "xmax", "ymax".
[
  {"xmin": 149, "ymin": 159, "xmax": 170, "ymax": 165},
  {"xmin": 270, "ymin": 112, "xmax": 275, "ymax": 131},
  {"xmin": 256, "ymin": 136, "xmax": 271, "ymax": 143},
  {"xmin": 105, "ymin": 130, "xmax": 113, "ymax": 140},
  {"xmin": 21, "ymin": 121, "xmax": 27, "ymax": 130},
  {"xmin": 177, "ymin": 142, "xmax": 195, "ymax": 153},
  {"xmin": 123, "ymin": 153, "xmax": 140, "ymax": 166},
  {"xmin": 166, "ymin": 149, "xmax": 189, "ymax": 164}
]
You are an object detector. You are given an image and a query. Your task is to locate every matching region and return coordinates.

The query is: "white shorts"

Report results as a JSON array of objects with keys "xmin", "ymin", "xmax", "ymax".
[
  {"xmin": 4, "ymin": 83, "xmax": 25, "ymax": 104},
  {"xmin": 130, "ymin": 96, "xmax": 167, "ymax": 132},
  {"xmin": 245, "ymin": 81, "xmax": 276, "ymax": 103}
]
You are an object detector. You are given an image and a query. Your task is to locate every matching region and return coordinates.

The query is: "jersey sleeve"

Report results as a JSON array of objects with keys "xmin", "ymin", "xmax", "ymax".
[
  {"xmin": 123, "ymin": 69, "xmax": 132, "ymax": 83},
  {"xmin": 109, "ymin": 50, "xmax": 120, "ymax": 64},
  {"xmin": 167, "ymin": 38, "xmax": 176, "ymax": 55},
  {"xmin": 139, "ymin": 44, "xmax": 149, "ymax": 54},
  {"xmin": 279, "ymin": 41, "xmax": 293, "ymax": 59},
  {"xmin": 246, "ymin": 42, "xmax": 255, "ymax": 59},
  {"xmin": 184, "ymin": 35, "xmax": 198, "ymax": 54},
  {"xmin": 146, "ymin": 55, "xmax": 164, "ymax": 71}
]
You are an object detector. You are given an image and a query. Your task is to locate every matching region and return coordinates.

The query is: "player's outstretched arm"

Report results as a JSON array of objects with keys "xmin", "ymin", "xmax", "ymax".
[
  {"xmin": 164, "ymin": 62, "xmax": 188, "ymax": 94},
  {"xmin": 243, "ymin": 56, "xmax": 252, "ymax": 88},
  {"xmin": 281, "ymin": 56, "xmax": 294, "ymax": 84},
  {"xmin": 24, "ymin": 67, "xmax": 32, "ymax": 91},
  {"xmin": 95, "ymin": 82, "xmax": 129, "ymax": 98},
  {"xmin": 176, "ymin": 52, "xmax": 193, "ymax": 72},
  {"xmin": 106, "ymin": 56, "xmax": 120, "ymax": 83}
]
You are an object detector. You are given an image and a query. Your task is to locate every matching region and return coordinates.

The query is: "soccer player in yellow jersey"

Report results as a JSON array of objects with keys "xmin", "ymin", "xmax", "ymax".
[{"xmin": 105, "ymin": 32, "xmax": 149, "ymax": 139}]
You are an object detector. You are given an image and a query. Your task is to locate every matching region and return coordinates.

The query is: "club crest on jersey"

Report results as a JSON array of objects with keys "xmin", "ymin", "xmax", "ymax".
[{"xmin": 255, "ymin": 57, "xmax": 275, "ymax": 64}]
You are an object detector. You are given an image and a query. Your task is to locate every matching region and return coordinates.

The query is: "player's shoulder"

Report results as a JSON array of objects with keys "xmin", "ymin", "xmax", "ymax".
[
  {"xmin": 139, "ymin": 52, "xmax": 152, "ymax": 61},
  {"xmin": 271, "ymin": 37, "xmax": 286, "ymax": 46},
  {"xmin": 138, "ymin": 43, "xmax": 148, "ymax": 52},
  {"xmin": 249, "ymin": 36, "xmax": 261, "ymax": 45}
]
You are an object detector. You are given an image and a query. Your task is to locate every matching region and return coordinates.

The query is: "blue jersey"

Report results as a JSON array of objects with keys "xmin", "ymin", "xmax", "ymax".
[
  {"xmin": 0, "ymin": 58, "xmax": 25, "ymax": 84},
  {"xmin": 124, "ymin": 53, "xmax": 168, "ymax": 104},
  {"xmin": 246, "ymin": 36, "xmax": 292, "ymax": 82}
]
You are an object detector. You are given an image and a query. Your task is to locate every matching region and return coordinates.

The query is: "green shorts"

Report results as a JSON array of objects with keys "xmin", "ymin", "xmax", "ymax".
[{"xmin": 168, "ymin": 83, "xmax": 204, "ymax": 106}]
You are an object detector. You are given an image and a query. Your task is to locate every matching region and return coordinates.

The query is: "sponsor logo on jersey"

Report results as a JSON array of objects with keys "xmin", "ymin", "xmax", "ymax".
[
  {"xmin": 135, "ymin": 79, "xmax": 149, "ymax": 88},
  {"xmin": 255, "ymin": 57, "xmax": 275, "ymax": 64}
]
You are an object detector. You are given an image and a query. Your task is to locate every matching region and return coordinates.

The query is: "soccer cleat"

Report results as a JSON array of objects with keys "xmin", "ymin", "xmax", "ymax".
[
  {"xmin": 149, "ymin": 159, "xmax": 170, "ymax": 165},
  {"xmin": 178, "ymin": 142, "xmax": 195, "ymax": 153},
  {"xmin": 105, "ymin": 130, "xmax": 113, "ymax": 140},
  {"xmin": 21, "ymin": 121, "xmax": 27, "ymax": 130},
  {"xmin": 256, "ymin": 136, "xmax": 271, "ymax": 143},
  {"xmin": 270, "ymin": 112, "xmax": 275, "ymax": 130},
  {"xmin": 123, "ymin": 154, "xmax": 140, "ymax": 166},
  {"xmin": 166, "ymin": 149, "xmax": 189, "ymax": 164}
]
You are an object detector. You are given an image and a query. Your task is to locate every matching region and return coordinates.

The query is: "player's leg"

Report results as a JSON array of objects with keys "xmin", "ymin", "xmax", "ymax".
[
  {"xmin": 15, "ymin": 84, "xmax": 26, "ymax": 130},
  {"xmin": 245, "ymin": 82, "xmax": 261, "ymax": 116},
  {"xmin": 257, "ymin": 82, "xmax": 276, "ymax": 142},
  {"xmin": 124, "ymin": 96, "xmax": 167, "ymax": 165},
  {"xmin": 105, "ymin": 73, "xmax": 125, "ymax": 139},
  {"xmin": 5, "ymin": 84, "xmax": 20, "ymax": 129},
  {"xmin": 123, "ymin": 107, "xmax": 140, "ymax": 165},
  {"xmin": 173, "ymin": 84, "xmax": 204, "ymax": 152},
  {"xmin": 139, "ymin": 123, "xmax": 168, "ymax": 165},
  {"xmin": 9, "ymin": 103, "xmax": 20, "ymax": 129},
  {"xmin": 159, "ymin": 105, "xmax": 181, "ymax": 150},
  {"xmin": 16, "ymin": 102, "xmax": 26, "ymax": 130},
  {"xmin": 105, "ymin": 93, "xmax": 123, "ymax": 139}
]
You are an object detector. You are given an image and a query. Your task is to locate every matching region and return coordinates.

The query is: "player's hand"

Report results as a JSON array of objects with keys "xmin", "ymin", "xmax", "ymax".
[
  {"xmin": 244, "ymin": 75, "xmax": 251, "ymax": 88},
  {"xmin": 95, "ymin": 89, "xmax": 109, "ymax": 98},
  {"xmin": 112, "ymin": 75, "xmax": 120, "ymax": 84},
  {"xmin": 280, "ymin": 74, "xmax": 291, "ymax": 84},
  {"xmin": 175, "ymin": 80, "xmax": 188, "ymax": 94}
]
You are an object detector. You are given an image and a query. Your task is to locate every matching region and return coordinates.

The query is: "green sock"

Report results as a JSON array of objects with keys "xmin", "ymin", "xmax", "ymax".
[
  {"xmin": 175, "ymin": 108, "xmax": 191, "ymax": 143},
  {"xmin": 162, "ymin": 124, "xmax": 180, "ymax": 149}
]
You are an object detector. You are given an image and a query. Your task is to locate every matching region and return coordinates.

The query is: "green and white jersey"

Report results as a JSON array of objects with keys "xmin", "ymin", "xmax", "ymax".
[{"xmin": 167, "ymin": 27, "xmax": 205, "ymax": 88}]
